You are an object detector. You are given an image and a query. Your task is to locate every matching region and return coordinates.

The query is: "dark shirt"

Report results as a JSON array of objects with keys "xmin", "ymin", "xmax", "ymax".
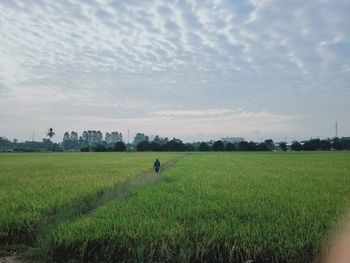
[{"xmin": 154, "ymin": 160, "xmax": 160, "ymax": 170}]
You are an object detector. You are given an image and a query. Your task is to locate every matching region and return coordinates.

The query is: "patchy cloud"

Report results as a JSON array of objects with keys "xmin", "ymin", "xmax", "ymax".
[
  {"xmin": 151, "ymin": 108, "xmax": 293, "ymax": 122},
  {"xmin": 0, "ymin": 0, "xmax": 349, "ymax": 141}
]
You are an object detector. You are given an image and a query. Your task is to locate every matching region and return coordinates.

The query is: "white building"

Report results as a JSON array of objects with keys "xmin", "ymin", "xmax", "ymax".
[{"xmin": 221, "ymin": 137, "xmax": 245, "ymax": 143}]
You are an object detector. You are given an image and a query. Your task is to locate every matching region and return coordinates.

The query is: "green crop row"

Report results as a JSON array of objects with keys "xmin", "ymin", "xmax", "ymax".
[
  {"xmin": 0, "ymin": 152, "xmax": 180, "ymax": 244},
  {"xmin": 48, "ymin": 152, "xmax": 350, "ymax": 262}
]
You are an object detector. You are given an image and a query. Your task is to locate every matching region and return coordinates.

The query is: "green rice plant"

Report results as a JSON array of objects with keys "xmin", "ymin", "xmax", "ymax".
[
  {"xmin": 0, "ymin": 152, "xmax": 180, "ymax": 244},
  {"xmin": 49, "ymin": 152, "xmax": 350, "ymax": 262}
]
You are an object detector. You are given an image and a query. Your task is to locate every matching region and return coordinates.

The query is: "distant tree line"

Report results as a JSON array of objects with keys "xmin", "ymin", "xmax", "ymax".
[
  {"xmin": 133, "ymin": 133, "xmax": 149, "ymax": 145},
  {"xmin": 290, "ymin": 137, "xmax": 349, "ymax": 151},
  {"xmin": 0, "ymin": 137, "xmax": 61, "ymax": 152},
  {"xmin": 0, "ymin": 129, "xmax": 127, "ymax": 152},
  {"xmin": 63, "ymin": 130, "xmax": 125, "ymax": 152},
  {"xmin": 1, "ymin": 128, "xmax": 350, "ymax": 152},
  {"xmin": 134, "ymin": 137, "xmax": 350, "ymax": 152},
  {"xmin": 136, "ymin": 138, "xmax": 195, "ymax": 152}
]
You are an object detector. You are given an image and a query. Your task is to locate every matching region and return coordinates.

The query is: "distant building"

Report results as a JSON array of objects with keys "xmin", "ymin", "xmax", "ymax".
[{"xmin": 221, "ymin": 137, "xmax": 245, "ymax": 143}]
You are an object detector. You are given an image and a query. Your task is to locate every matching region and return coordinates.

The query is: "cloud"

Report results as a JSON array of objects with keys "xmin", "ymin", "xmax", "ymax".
[
  {"xmin": 151, "ymin": 108, "xmax": 293, "ymax": 122},
  {"xmin": 244, "ymin": 0, "xmax": 271, "ymax": 24},
  {"xmin": 287, "ymin": 52, "xmax": 308, "ymax": 75},
  {"xmin": 0, "ymin": 0, "xmax": 349, "ymax": 141},
  {"xmin": 152, "ymin": 108, "xmax": 237, "ymax": 118}
]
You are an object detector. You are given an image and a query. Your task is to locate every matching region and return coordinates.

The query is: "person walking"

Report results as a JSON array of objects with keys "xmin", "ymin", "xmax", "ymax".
[{"xmin": 154, "ymin": 158, "xmax": 160, "ymax": 175}]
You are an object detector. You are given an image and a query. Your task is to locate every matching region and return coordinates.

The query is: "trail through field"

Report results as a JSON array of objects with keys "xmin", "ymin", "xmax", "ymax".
[
  {"xmin": 0, "ymin": 256, "xmax": 20, "ymax": 263},
  {"xmin": 0, "ymin": 154, "xmax": 189, "ymax": 262},
  {"xmin": 38, "ymin": 154, "xmax": 189, "ymax": 231}
]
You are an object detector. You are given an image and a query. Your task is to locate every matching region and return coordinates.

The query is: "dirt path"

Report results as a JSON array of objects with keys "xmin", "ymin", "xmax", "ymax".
[
  {"xmin": 0, "ymin": 154, "xmax": 190, "ymax": 262},
  {"xmin": 38, "ymin": 154, "xmax": 189, "ymax": 233},
  {"xmin": 0, "ymin": 256, "xmax": 22, "ymax": 263}
]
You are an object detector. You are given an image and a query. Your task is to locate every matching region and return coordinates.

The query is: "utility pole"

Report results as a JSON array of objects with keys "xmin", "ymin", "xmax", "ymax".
[
  {"xmin": 335, "ymin": 121, "xmax": 338, "ymax": 138},
  {"xmin": 32, "ymin": 132, "xmax": 35, "ymax": 142},
  {"xmin": 127, "ymin": 129, "xmax": 130, "ymax": 144}
]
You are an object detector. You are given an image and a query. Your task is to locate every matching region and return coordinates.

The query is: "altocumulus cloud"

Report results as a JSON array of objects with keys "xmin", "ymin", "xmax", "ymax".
[{"xmin": 0, "ymin": 0, "xmax": 349, "ymax": 141}]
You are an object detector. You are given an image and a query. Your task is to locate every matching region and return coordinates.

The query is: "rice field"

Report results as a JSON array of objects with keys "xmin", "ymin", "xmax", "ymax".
[
  {"xmin": 0, "ymin": 152, "xmax": 180, "ymax": 244},
  {"xmin": 1, "ymin": 152, "xmax": 350, "ymax": 262}
]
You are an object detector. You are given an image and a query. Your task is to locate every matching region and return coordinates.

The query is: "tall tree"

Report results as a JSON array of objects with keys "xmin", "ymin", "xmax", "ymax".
[
  {"xmin": 238, "ymin": 141, "xmax": 249, "ymax": 151},
  {"xmin": 70, "ymin": 131, "xmax": 78, "ymax": 142},
  {"xmin": 0, "ymin": 137, "xmax": 12, "ymax": 151},
  {"xmin": 114, "ymin": 141, "xmax": 126, "ymax": 152},
  {"xmin": 320, "ymin": 139, "xmax": 331, "ymax": 150},
  {"xmin": 185, "ymin": 143, "xmax": 195, "ymax": 151},
  {"xmin": 82, "ymin": 131, "xmax": 88, "ymax": 142},
  {"xmin": 341, "ymin": 137, "xmax": 350, "ymax": 150},
  {"xmin": 63, "ymin": 132, "xmax": 70, "ymax": 142},
  {"xmin": 111, "ymin": 132, "xmax": 122, "ymax": 142},
  {"xmin": 161, "ymin": 139, "xmax": 186, "ymax": 151},
  {"xmin": 137, "ymin": 141, "xmax": 150, "ymax": 151},
  {"xmin": 199, "ymin": 142, "xmax": 211, "ymax": 151},
  {"xmin": 212, "ymin": 140, "xmax": 225, "ymax": 151},
  {"xmin": 248, "ymin": 141, "xmax": 258, "ymax": 151},
  {"xmin": 62, "ymin": 132, "xmax": 70, "ymax": 150},
  {"xmin": 264, "ymin": 139, "xmax": 274, "ymax": 151},
  {"xmin": 152, "ymin": 135, "xmax": 162, "ymax": 144},
  {"xmin": 105, "ymin": 132, "xmax": 111, "ymax": 144},
  {"xmin": 46, "ymin": 128, "xmax": 55, "ymax": 139},
  {"xmin": 149, "ymin": 141, "xmax": 161, "ymax": 151},
  {"xmin": 133, "ymin": 133, "xmax": 149, "ymax": 145},
  {"xmin": 332, "ymin": 137, "xmax": 343, "ymax": 150},
  {"xmin": 303, "ymin": 138, "xmax": 321, "ymax": 151},
  {"xmin": 291, "ymin": 141, "xmax": 302, "ymax": 151},
  {"xmin": 96, "ymin": 131, "xmax": 103, "ymax": 144},
  {"xmin": 279, "ymin": 142, "xmax": 287, "ymax": 151},
  {"xmin": 226, "ymin": 142, "xmax": 236, "ymax": 151},
  {"xmin": 257, "ymin": 142, "xmax": 269, "ymax": 151}
]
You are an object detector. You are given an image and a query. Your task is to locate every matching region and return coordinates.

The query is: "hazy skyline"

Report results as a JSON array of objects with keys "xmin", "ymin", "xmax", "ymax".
[{"xmin": 0, "ymin": 0, "xmax": 349, "ymax": 142}]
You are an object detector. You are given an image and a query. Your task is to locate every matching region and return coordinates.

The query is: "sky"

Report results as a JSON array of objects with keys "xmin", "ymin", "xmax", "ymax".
[{"xmin": 0, "ymin": 0, "xmax": 349, "ymax": 143}]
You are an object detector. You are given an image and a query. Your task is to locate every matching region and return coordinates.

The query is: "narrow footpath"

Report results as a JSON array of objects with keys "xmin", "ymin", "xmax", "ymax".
[{"xmin": 0, "ymin": 154, "xmax": 190, "ymax": 263}]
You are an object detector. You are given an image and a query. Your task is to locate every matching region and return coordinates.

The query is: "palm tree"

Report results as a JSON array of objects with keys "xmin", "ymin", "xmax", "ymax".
[{"xmin": 46, "ymin": 128, "xmax": 55, "ymax": 139}]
